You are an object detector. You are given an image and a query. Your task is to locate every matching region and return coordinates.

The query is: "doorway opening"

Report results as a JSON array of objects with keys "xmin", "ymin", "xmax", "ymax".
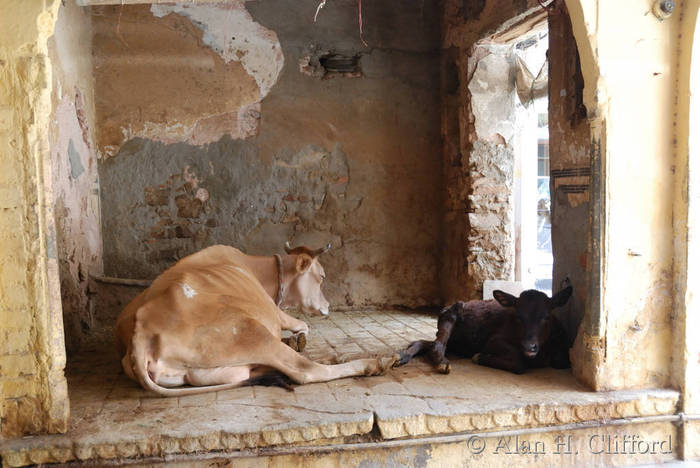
[{"xmin": 511, "ymin": 29, "xmax": 552, "ymax": 295}]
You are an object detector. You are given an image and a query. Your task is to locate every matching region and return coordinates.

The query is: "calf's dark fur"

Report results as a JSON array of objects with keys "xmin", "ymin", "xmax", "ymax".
[{"xmin": 396, "ymin": 286, "xmax": 573, "ymax": 374}]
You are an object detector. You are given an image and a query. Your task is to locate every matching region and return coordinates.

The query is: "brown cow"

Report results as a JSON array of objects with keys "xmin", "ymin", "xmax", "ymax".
[{"xmin": 116, "ymin": 244, "xmax": 396, "ymax": 396}]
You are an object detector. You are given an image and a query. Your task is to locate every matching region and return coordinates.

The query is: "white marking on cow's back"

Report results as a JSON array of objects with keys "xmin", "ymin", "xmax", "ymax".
[
  {"xmin": 231, "ymin": 326, "xmax": 238, "ymax": 335},
  {"xmin": 181, "ymin": 283, "xmax": 197, "ymax": 298}
]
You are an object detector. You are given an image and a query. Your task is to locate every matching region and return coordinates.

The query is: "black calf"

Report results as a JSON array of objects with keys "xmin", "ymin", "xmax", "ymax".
[{"xmin": 396, "ymin": 286, "xmax": 573, "ymax": 374}]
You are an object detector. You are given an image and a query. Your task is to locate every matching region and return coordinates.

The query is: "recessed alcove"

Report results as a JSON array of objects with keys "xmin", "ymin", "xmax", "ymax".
[{"xmin": 0, "ymin": 0, "xmax": 695, "ymax": 465}]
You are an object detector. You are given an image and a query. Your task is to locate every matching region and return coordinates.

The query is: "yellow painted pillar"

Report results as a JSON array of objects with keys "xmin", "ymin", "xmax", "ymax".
[
  {"xmin": 567, "ymin": 0, "xmax": 680, "ymax": 390},
  {"xmin": 0, "ymin": 0, "xmax": 68, "ymax": 436},
  {"xmin": 567, "ymin": 0, "xmax": 698, "ymax": 458}
]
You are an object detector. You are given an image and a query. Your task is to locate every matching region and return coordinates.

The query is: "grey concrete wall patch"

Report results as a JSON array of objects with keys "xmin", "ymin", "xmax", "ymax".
[{"xmin": 67, "ymin": 139, "xmax": 85, "ymax": 179}]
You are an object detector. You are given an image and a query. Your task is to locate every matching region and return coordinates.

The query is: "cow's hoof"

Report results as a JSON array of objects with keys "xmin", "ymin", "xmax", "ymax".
[
  {"xmin": 378, "ymin": 354, "xmax": 399, "ymax": 374},
  {"xmin": 471, "ymin": 353, "xmax": 480, "ymax": 364},
  {"xmin": 283, "ymin": 332, "xmax": 307, "ymax": 352},
  {"xmin": 294, "ymin": 332, "xmax": 307, "ymax": 353},
  {"xmin": 437, "ymin": 360, "xmax": 451, "ymax": 374}
]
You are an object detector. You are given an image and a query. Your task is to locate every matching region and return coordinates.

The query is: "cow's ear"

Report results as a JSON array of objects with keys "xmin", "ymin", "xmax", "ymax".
[
  {"xmin": 493, "ymin": 290, "xmax": 517, "ymax": 308},
  {"xmin": 296, "ymin": 253, "xmax": 313, "ymax": 273},
  {"xmin": 550, "ymin": 286, "xmax": 573, "ymax": 308}
]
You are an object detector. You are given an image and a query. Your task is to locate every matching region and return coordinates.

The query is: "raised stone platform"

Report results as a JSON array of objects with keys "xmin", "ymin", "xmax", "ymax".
[{"xmin": 0, "ymin": 309, "xmax": 681, "ymax": 467}]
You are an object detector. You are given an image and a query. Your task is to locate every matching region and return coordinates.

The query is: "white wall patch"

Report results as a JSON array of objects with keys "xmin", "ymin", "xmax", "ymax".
[{"xmin": 151, "ymin": 2, "xmax": 284, "ymax": 99}]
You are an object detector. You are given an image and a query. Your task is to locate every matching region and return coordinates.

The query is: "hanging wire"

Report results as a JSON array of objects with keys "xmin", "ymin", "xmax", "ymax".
[
  {"xmin": 313, "ymin": 0, "xmax": 368, "ymax": 47},
  {"xmin": 358, "ymin": 0, "xmax": 367, "ymax": 47},
  {"xmin": 314, "ymin": 0, "xmax": 327, "ymax": 22}
]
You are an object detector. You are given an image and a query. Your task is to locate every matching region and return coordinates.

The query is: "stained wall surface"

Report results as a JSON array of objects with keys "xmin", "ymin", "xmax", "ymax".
[
  {"xmin": 547, "ymin": 2, "xmax": 590, "ymax": 345},
  {"xmin": 0, "ymin": 0, "xmax": 68, "ymax": 437},
  {"xmin": 566, "ymin": 0, "xmax": 679, "ymax": 391},
  {"xmin": 48, "ymin": 2, "xmax": 103, "ymax": 353},
  {"xmin": 675, "ymin": 0, "xmax": 700, "ymax": 457},
  {"xmin": 95, "ymin": 0, "xmax": 444, "ymax": 309}
]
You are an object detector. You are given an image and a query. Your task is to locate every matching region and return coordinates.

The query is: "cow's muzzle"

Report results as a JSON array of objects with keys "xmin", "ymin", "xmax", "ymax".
[{"xmin": 523, "ymin": 343, "xmax": 538, "ymax": 358}]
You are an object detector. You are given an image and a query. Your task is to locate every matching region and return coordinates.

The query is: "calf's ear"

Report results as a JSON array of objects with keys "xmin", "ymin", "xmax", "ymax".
[
  {"xmin": 550, "ymin": 285, "xmax": 573, "ymax": 307},
  {"xmin": 296, "ymin": 253, "xmax": 313, "ymax": 273},
  {"xmin": 493, "ymin": 290, "xmax": 517, "ymax": 308}
]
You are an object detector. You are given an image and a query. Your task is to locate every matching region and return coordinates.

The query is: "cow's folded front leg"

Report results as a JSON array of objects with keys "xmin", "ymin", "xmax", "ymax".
[
  {"xmin": 428, "ymin": 305, "xmax": 459, "ymax": 374},
  {"xmin": 277, "ymin": 308, "xmax": 309, "ymax": 334},
  {"xmin": 277, "ymin": 308, "xmax": 309, "ymax": 352},
  {"xmin": 427, "ymin": 341, "xmax": 451, "ymax": 374}
]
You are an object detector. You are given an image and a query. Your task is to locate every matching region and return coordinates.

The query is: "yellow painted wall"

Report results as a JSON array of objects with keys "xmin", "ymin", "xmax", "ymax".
[
  {"xmin": 0, "ymin": 0, "xmax": 68, "ymax": 437},
  {"xmin": 566, "ymin": 0, "xmax": 694, "ymax": 394}
]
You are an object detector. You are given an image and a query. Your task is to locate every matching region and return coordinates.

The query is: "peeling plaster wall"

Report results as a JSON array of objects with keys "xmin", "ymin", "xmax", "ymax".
[
  {"xmin": 464, "ymin": 47, "xmax": 516, "ymax": 296},
  {"xmin": 48, "ymin": 2, "xmax": 103, "ymax": 353},
  {"xmin": 0, "ymin": 0, "xmax": 68, "ymax": 437},
  {"xmin": 91, "ymin": 3, "xmax": 282, "ymax": 158},
  {"xmin": 566, "ymin": 0, "xmax": 679, "ymax": 391},
  {"xmin": 547, "ymin": 2, "xmax": 590, "ymax": 346},
  {"xmin": 96, "ymin": 0, "xmax": 443, "ymax": 309},
  {"xmin": 440, "ymin": 0, "xmax": 540, "ymax": 301}
]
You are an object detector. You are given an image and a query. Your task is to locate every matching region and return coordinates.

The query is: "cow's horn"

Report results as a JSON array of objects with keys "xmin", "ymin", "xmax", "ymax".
[
  {"xmin": 284, "ymin": 241, "xmax": 293, "ymax": 254},
  {"xmin": 313, "ymin": 243, "xmax": 331, "ymax": 257}
]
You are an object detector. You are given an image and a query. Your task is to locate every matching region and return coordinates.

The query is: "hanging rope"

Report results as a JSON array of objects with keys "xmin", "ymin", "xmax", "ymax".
[{"xmin": 314, "ymin": 0, "xmax": 369, "ymax": 47}]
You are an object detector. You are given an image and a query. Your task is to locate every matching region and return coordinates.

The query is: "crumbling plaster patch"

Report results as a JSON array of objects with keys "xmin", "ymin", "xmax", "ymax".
[
  {"xmin": 150, "ymin": 2, "xmax": 283, "ymax": 98},
  {"xmin": 100, "ymin": 139, "xmax": 349, "ymax": 289},
  {"xmin": 101, "ymin": 131, "xmax": 442, "ymax": 308},
  {"xmin": 92, "ymin": 3, "xmax": 283, "ymax": 158},
  {"xmin": 468, "ymin": 51, "xmax": 517, "ymax": 143},
  {"xmin": 440, "ymin": 0, "xmax": 541, "ymax": 301},
  {"xmin": 462, "ymin": 45, "xmax": 518, "ymax": 295},
  {"xmin": 98, "ymin": 0, "xmax": 444, "ymax": 311},
  {"xmin": 50, "ymin": 97, "xmax": 103, "ymax": 353},
  {"xmin": 49, "ymin": 0, "xmax": 104, "ymax": 355}
]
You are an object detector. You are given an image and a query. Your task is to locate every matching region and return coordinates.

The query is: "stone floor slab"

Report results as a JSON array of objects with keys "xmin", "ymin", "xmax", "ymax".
[{"xmin": 0, "ymin": 309, "xmax": 680, "ymax": 467}]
